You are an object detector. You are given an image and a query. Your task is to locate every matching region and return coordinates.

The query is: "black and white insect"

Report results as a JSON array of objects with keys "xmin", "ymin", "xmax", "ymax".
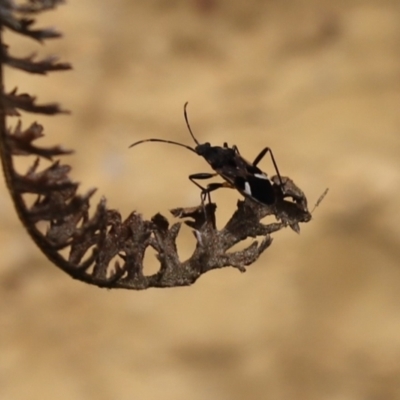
[{"xmin": 129, "ymin": 103, "xmax": 292, "ymax": 207}]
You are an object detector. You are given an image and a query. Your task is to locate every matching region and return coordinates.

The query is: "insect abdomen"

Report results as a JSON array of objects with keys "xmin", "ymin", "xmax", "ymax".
[{"xmin": 236, "ymin": 176, "xmax": 275, "ymax": 205}]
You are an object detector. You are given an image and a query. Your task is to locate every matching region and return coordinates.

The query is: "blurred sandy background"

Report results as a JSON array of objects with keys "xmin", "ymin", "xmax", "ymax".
[{"xmin": 1, "ymin": 1, "xmax": 400, "ymax": 399}]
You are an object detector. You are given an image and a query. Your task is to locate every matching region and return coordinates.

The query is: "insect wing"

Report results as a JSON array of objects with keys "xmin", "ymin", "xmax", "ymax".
[
  {"xmin": 240, "ymin": 174, "xmax": 275, "ymax": 205},
  {"xmin": 217, "ymin": 156, "xmax": 276, "ymax": 205}
]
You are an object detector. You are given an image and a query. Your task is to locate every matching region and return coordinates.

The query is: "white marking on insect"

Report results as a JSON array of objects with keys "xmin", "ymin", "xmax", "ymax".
[
  {"xmin": 244, "ymin": 181, "xmax": 252, "ymax": 195},
  {"xmin": 254, "ymin": 173, "xmax": 269, "ymax": 180}
]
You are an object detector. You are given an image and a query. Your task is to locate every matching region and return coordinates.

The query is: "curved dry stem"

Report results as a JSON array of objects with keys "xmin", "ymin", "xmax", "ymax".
[{"xmin": 0, "ymin": 0, "xmax": 314, "ymax": 290}]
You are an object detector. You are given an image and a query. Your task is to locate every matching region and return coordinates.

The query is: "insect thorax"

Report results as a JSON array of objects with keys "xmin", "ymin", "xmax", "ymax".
[{"xmin": 196, "ymin": 144, "xmax": 236, "ymax": 169}]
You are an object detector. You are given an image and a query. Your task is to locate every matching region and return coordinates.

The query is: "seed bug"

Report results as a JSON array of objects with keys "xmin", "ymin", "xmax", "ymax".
[{"xmin": 129, "ymin": 103, "xmax": 288, "ymax": 207}]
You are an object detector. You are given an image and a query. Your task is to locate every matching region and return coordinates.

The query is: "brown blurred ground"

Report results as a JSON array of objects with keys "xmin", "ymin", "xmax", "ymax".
[{"xmin": 1, "ymin": 1, "xmax": 400, "ymax": 399}]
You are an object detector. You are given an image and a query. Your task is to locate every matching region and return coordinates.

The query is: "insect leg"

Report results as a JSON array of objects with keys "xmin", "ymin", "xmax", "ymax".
[
  {"xmin": 189, "ymin": 173, "xmax": 218, "ymax": 204},
  {"xmin": 199, "ymin": 182, "xmax": 233, "ymax": 203},
  {"xmin": 232, "ymin": 145, "xmax": 240, "ymax": 155},
  {"xmin": 223, "ymin": 142, "xmax": 240, "ymax": 155},
  {"xmin": 189, "ymin": 173, "xmax": 231, "ymax": 204},
  {"xmin": 252, "ymin": 147, "xmax": 284, "ymax": 188},
  {"xmin": 190, "ymin": 173, "xmax": 218, "ymax": 180}
]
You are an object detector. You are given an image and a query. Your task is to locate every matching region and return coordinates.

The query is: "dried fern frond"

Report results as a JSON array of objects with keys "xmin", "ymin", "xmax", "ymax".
[{"xmin": 0, "ymin": 0, "xmax": 317, "ymax": 290}]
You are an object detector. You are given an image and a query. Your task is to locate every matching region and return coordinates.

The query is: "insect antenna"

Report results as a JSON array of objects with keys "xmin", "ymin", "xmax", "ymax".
[
  {"xmin": 183, "ymin": 102, "xmax": 200, "ymax": 146},
  {"xmin": 129, "ymin": 138, "xmax": 197, "ymax": 154}
]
